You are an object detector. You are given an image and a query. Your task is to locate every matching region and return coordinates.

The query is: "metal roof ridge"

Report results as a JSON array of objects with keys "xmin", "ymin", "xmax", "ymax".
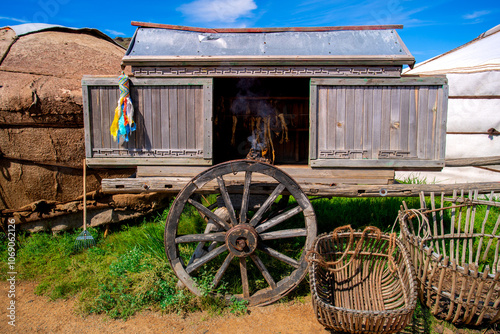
[{"xmin": 130, "ymin": 21, "xmax": 403, "ymax": 33}]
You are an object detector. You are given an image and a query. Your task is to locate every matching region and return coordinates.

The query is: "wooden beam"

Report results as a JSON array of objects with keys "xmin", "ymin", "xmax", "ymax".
[
  {"xmin": 82, "ymin": 76, "xmax": 213, "ymax": 87},
  {"xmin": 445, "ymin": 156, "xmax": 500, "ymax": 167},
  {"xmin": 86, "ymin": 158, "xmax": 212, "ymax": 168},
  {"xmin": 121, "ymin": 55, "xmax": 415, "ymax": 67},
  {"xmin": 137, "ymin": 165, "xmax": 393, "ymax": 177},
  {"xmin": 311, "ymin": 76, "xmax": 448, "ymax": 86},
  {"xmin": 101, "ymin": 177, "xmax": 500, "ymax": 198},
  {"xmin": 309, "ymin": 159, "xmax": 445, "ymax": 169},
  {"xmin": 136, "ymin": 166, "xmax": 394, "ymax": 185},
  {"xmin": 130, "ymin": 21, "xmax": 404, "ymax": 33}
]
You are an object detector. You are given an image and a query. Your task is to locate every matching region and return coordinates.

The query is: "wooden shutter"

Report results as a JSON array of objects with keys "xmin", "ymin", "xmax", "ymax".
[
  {"xmin": 83, "ymin": 77, "xmax": 212, "ymax": 166},
  {"xmin": 309, "ymin": 77, "xmax": 448, "ymax": 168}
]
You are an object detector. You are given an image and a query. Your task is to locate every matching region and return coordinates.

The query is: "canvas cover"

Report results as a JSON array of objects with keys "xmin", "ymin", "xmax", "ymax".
[{"xmin": 397, "ymin": 24, "xmax": 500, "ymax": 183}]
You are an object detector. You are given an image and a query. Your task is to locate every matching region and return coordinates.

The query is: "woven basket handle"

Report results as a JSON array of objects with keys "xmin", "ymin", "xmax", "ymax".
[
  {"xmin": 403, "ymin": 208, "xmax": 432, "ymax": 241},
  {"xmin": 308, "ymin": 225, "xmax": 382, "ymax": 272},
  {"xmin": 327, "ymin": 224, "xmax": 355, "ymax": 266}
]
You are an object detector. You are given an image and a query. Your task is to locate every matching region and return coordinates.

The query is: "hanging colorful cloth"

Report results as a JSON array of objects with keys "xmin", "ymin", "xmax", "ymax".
[{"xmin": 110, "ymin": 73, "xmax": 136, "ymax": 143}]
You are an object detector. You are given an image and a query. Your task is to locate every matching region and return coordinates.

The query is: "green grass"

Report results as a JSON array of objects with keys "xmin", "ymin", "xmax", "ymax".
[
  {"xmin": 397, "ymin": 174, "xmax": 438, "ymax": 185},
  {"xmin": 2, "ymin": 192, "xmax": 498, "ymax": 331},
  {"xmin": 0, "ymin": 207, "xmax": 247, "ymax": 319}
]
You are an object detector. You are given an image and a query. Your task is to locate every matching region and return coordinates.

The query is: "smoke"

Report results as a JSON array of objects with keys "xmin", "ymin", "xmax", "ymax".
[
  {"xmin": 230, "ymin": 78, "xmax": 274, "ymax": 117},
  {"xmin": 230, "ymin": 79, "xmax": 275, "ymax": 150},
  {"xmin": 248, "ymin": 132, "xmax": 265, "ymax": 151}
]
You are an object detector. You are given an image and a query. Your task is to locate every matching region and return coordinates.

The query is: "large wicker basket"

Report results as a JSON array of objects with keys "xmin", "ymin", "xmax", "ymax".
[
  {"xmin": 308, "ymin": 226, "xmax": 417, "ymax": 333},
  {"xmin": 398, "ymin": 190, "xmax": 500, "ymax": 326}
]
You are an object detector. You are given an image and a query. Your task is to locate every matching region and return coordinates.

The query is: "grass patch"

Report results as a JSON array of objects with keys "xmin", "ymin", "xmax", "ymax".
[
  {"xmin": 3, "ymin": 191, "xmax": 496, "ymax": 329},
  {"xmin": 5, "ymin": 208, "xmax": 248, "ymax": 319}
]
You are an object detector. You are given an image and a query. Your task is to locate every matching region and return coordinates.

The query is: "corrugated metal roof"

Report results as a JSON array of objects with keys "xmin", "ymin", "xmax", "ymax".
[{"xmin": 123, "ymin": 23, "xmax": 414, "ymax": 67}]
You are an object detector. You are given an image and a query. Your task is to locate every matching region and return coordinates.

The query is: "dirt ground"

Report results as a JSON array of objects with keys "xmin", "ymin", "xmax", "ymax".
[
  {"xmin": 0, "ymin": 281, "xmax": 329, "ymax": 334},
  {"xmin": 1, "ymin": 281, "xmax": 498, "ymax": 334}
]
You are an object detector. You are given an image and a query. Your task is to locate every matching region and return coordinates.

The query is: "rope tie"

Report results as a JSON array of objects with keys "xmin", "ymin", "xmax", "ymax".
[
  {"xmin": 110, "ymin": 73, "xmax": 136, "ymax": 143},
  {"xmin": 387, "ymin": 232, "xmax": 397, "ymax": 273}
]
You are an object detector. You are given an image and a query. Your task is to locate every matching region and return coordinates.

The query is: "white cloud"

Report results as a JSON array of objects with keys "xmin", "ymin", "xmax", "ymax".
[
  {"xmin": 177, "ymin": 0, "xmax": 257, "ymax": 23},
  {"xmin": 105, "ymin": 29, "xmax": 125, "ymax": 36},
  {"xmin": 463, "ymin": 10, "xmax": 491, "ymax": 20},
  {"xmin": 0, "ymin": 16, "xmax": 29, "ymax": 24}
]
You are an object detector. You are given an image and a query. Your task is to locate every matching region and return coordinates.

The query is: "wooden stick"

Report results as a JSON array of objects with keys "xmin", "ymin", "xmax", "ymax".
[
  {"xmin": 452, "ymin": 263, "xmax": 469, "ymax": 323},
  {"xmin": 440, "ymin": 192, "xmax": 446, "ymax": 258},
  {"xmin": 103, "ymin": 224, "xmax": 110, "ymax": 238},
  {"xmin": 430, "ymin": 192, "xmax": 439, "ymax": 254},
  {"xmin": 456, "ymin": 190, "xmax": 464, "ymax": 264},
  {"xmin": 450, "ymin": 190, "xmax": 457, "ymax": 262},
  {"xmin": 445, "ymin": 259, "xmax": 458, "ymax": 321},
  {"xmin": 445, "ymin": 156, "xmax": 500, "ymax": 167},
  {"xmin": 83, "ymin": 158, "xmax": 87, "ymax": 231},
  {"xmin": 468, "ymin": 190, "xmax": 478, "ymax": 264},
  {"xmin": 461, "ymin": 190, "xmax": 472, "ymax": 265},
  {"xmin": 475, "ymin": 192, "xmax": 492, "ymax": 266}
]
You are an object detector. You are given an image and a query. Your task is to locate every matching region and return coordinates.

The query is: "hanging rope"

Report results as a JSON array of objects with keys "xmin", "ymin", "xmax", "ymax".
[{"xmin": 110, "ymin": 73, "xmax": 136, "ymax": 143}]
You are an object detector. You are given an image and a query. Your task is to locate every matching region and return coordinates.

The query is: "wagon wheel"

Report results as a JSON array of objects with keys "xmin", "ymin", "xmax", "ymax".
[{"xmin": 164, "ymin": 160, "xmax": 317, "ymax": 306}]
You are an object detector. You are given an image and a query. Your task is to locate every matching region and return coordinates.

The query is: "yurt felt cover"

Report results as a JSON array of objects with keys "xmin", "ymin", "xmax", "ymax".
[
  {"xmin": 397, "ymin": 24, "xmax": 500, "ymax": 183},
  {"xmin": 0, "ymin": 25, "xmax": 131, "ymax": 210}
]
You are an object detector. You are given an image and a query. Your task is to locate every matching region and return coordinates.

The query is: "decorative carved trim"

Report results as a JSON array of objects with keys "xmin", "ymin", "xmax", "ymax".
[
  {"xmin": 93, "ymin": 148, "xmax": 203, "ymax": 158},
  {"xmin": 319, "ymin": 150, "xmax": 367, "ymax": 159},
  {"xmin": 378, "ymin": 150, "xmax": 411, "ymax": 159},
  {"xmin": 132, "ymin": 66, "xmax": 401, "ymax": 78}
]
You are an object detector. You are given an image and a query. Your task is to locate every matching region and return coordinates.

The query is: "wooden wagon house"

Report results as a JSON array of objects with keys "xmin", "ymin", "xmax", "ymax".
[{"xmin": 83, "ymin": 22, "xmax": 448, "ymax": 192}]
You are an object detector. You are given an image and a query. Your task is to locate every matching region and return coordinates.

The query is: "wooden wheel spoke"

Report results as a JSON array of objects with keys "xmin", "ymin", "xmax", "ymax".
[
  {"xmin": 188, "ymin": 198, "xmax": 231, "ymax": 231},
  {"xmin": 185, "ymin": 244, "xmax": 227, "ymax": 274},
  {"xmin": 258, "ymin": 243, "xmax": 300, "ymax": 269},
  {"xmin": 216, "ymin": 176, "xmax": 238, "ymax": 227},
  {"xmin": 175, "ymin": 232, "xmax": 226, "ymax": 244},
  {"xmin": 259, "ymin": 228, "xmax": 307, "ymax": 240},
  {"xmin": 240, "ymin": 257, "xmax": 250, "ymax": 298},
  {"xmin": 255, "ymin": 206, "xmax": 304, "ymax": 233},
  {"xmin": 250, "ymin": 254, "xmax": 277, "ymax": 289},
  {"xmin": 212, "ymin": 253, "xmax": 235, "ymax": 289},
  {"xmin": 165, "ymin": 160, "xmax": 317, "ymax": 307},
  {"xmin": 239, "ymin": 171, "xmax": 252, "ymax": 224},
  {"xmin": 249, "ymin": 183, "xmax": 286, "ymax": 227}
]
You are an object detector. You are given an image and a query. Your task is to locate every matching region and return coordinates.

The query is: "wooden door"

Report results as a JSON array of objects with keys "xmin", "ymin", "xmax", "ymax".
[
  {"xmin": 309, "ymin": 77, "xmax": 448, "ymax": 169},
  {"xmin": 83, "ymin": 77, "xmax": 213, "ymax": 166}
]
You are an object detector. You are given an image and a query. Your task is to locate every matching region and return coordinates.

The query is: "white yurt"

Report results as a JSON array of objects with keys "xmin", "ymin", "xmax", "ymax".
[{"xmin": 397, "ymin": 24, "xmax": 500, "ymax": 184}]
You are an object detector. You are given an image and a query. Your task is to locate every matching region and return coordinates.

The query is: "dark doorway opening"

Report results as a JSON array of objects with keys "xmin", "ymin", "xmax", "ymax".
[{"xmin": 213, "ymin": 77, "xmax": 310, "ymax": 165}]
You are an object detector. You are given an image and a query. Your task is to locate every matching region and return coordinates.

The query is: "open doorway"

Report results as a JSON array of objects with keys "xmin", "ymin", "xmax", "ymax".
[{"xmin": 213, "ymin": 77, "xmax": 310, "ymax": 165}]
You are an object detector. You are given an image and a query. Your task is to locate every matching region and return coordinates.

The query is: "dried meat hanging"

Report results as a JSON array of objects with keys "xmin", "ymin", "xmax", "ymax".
[{"xmin": 110, "ymin": 73, "xmax": 136, "ymax": 143}]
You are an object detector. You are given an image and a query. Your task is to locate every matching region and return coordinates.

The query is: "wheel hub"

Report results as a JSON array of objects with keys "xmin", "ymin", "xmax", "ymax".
[{"xmin": 225, "ymin": 224, "xmax": 258, "ymax": 257}]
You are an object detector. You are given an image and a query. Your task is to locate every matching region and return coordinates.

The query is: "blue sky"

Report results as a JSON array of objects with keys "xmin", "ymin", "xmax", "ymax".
[{"xmin": 1, "ymin": 0, "xmax": 498, "ymax": 63}]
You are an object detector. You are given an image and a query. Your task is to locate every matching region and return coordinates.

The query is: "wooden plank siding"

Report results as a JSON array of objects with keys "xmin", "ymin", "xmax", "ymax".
[
  {"xmin": 82, "ymin": 77, "xmax": 213, "ymax": 166},
  {"xmin": 310, "ymin": 77, "xmax": 448, "ymax": 168}
]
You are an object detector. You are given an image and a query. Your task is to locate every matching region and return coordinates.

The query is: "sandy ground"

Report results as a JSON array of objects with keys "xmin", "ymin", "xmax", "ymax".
[
  {"xmin": 1, "ymin": 281, "xmax": 499, "ymax": 334},
  {"xmin": 0, "ymin": 281, "xmax": 329, "ymax": 334}
]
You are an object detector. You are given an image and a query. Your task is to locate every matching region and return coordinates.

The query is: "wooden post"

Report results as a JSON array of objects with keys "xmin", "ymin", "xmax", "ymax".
[{"xmin": 83, "ymin": 158, "xmax": 87, "ymax": 231}]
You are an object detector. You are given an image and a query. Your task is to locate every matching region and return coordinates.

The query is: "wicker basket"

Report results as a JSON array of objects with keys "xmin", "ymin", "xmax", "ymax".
[
  {"xmin": 308, "ymin": 225, "xmax": 417, "ymax": 334},
  {"xmin": 398, "ymin": 190, "xmax": 500, "ymax": 326}
]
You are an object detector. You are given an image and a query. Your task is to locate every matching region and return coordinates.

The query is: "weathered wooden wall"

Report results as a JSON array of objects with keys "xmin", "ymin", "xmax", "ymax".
[
  {"xmin": 84, "ymin": 76, "xmax": 447, "ymax": 170},
  {"xmin": 83, "ymin": 77, "xmax": 213, "ymax": 166},
  {"xmin": 310, "ymin": 77, "xmax": 448, "ymax": 168}
]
